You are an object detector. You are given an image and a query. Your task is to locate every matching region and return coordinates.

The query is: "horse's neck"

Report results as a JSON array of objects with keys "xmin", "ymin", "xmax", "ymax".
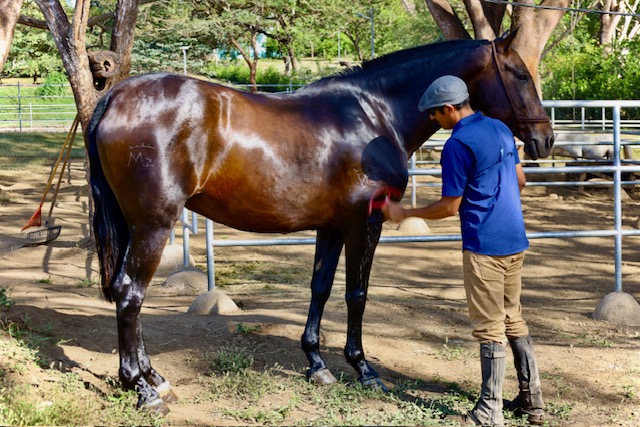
[{"xmin": 370, "ymin": 44, "xmax": 487, "ymax": 155}]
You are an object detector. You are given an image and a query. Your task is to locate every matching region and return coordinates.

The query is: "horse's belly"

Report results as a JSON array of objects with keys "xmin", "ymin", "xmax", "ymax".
[{"xmin": 185, "ymin": 186, "xmax": 338, "ymax": 233}]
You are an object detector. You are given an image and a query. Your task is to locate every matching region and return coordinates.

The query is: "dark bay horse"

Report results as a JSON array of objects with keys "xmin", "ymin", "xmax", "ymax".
[{"xmin": 87, "ymin": 32, "xmax": 554, "ymax": 411}]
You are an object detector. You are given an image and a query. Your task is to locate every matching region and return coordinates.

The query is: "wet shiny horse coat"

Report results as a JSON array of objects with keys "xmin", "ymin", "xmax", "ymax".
[{"xmin": 88, "ymin": 33, "xmax": 554, "ymax": 411}]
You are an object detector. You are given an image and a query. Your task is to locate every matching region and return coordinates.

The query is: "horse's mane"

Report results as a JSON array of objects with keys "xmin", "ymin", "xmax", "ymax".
[{"xmin": 300, "ymin": 38, "xmax": 490, "ymax": 91}]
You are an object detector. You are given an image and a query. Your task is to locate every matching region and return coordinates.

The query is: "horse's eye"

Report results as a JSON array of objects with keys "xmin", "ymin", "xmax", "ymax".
[{"xmin": 517, "ymin": 74, "xmax": 529, "ymax": 83}]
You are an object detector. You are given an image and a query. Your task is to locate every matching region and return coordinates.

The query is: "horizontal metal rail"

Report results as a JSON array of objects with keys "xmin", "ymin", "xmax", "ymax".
[{"xmin": 170, "ymin": 101, "xmax": 640, "ymax": 297}]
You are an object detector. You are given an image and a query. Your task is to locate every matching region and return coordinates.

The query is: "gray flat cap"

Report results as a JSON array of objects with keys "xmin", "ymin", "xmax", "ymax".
[{"xmin": 418, "ymin": 75, "xmax": 469, "ymax": 112}]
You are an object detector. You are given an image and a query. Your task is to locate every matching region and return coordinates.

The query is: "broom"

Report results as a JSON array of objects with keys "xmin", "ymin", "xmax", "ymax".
[{"xmin": 21, "ymin": 116, "xmax": 80, "ymax": 234}]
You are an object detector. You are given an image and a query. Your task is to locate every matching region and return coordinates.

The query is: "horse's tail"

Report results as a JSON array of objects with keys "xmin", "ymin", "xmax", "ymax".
[{"xmin": 88, "ymin": 93, "xmax": 128, "ymax": 303}]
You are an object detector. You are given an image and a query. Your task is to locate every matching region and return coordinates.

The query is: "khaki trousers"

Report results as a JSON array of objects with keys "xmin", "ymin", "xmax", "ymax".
[{"xmin": 463, "ymin": 250, "xmax": 529, "ymax": 345}]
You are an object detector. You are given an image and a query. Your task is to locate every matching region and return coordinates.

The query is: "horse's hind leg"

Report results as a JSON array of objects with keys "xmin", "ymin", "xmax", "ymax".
[
  {"xmin": 343, "ymin": 214, "xmax": 387, "ymax": 391},
  {"xmin": 302, "ymin": 228, "xmax": 343, "ymax": 384},
  {"xmin": 113, "ymin": 224, "xmax": 174, "ymax": 412}
]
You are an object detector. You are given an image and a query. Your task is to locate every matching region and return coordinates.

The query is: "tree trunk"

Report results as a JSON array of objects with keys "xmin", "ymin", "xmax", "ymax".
[
  {"xmin": 462, "ymin": 0, "xmax": 498, "ymax": 39},
  {"xmin": 35, "ymin": 0, "xmax": 141, "ymax": 138},
  {"xmin": 229, "ymin": 30, "xmax": 259, "ymax": 92},
  {"xmin": 36, "ymin": 0, "xmax": 96, "ymax": 135},
  {"xmin": 425, "ymin": 0, "xmax": 569, "ymax": 95},
  {"xmin": 401, "ymin": 0, "xmax": 417, "ymax": 13},
  {"xmin": 600, "ymin": 0, "xmax": 622, "ymax": 48},
  {"xmin": 282, "ymin": 55, "xmax": 291, "ymax": 75},
  {"xmin": 344, "ymin": 32, "xmax": 364, "ymax": 62},
  {"xmin": 424, "ymin": 0, "xmax": 470, "ymax": 39},
  {"xmin": 0, "ymin": 0, "xmax": 24, "ymax": 72},
  {"xmin": 287, "ymin": 44, "xmax": 298, "ymax": 73},
  {"xmin": 510, "ymin": 0, "xmax": 567, "ymax": 92}
]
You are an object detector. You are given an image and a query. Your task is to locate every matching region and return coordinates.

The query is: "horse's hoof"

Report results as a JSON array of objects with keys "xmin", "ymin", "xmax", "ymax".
[
  {"xmin": 308, "ymin": 368, "xmax": 338, "ymax": 385},
  {"xmin": 139, "ymin": 397, "xmax": 170, "ymax": 415},
  {"xmin": 360, "ymin": 376, "xmax": 389, "ymax": 392},
  {"xmin": 155, "ymin": 381, "xmax": 179, "ymax": 403},
  {"xmin": 160, "ymin": 388, "xmax": 179, "ymax": 403}
]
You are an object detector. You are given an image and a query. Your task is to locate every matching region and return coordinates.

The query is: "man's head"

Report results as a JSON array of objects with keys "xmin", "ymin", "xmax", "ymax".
[{"xmin": 418, "ymin": 75, "xmax": 472, "ymax": 129}]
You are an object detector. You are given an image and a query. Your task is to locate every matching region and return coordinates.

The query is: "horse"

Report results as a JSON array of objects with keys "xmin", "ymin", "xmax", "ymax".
[{"xmin": 87, "ymin": 31, "xmax": 554, "ymax": 412}]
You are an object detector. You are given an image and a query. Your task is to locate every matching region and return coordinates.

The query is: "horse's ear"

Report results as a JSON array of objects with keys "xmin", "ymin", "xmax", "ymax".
[{"xmin": 494, "ymin": 27, "xmax": 520, "ymax": 53}]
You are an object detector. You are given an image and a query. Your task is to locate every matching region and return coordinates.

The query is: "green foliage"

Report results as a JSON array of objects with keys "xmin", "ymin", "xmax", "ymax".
[
  {"xmin": 206, "ymin": 344, "xmax": 254, "ymax": 373},
  {"xmin": 541, "ymin": 36, "xmax": 640, "ymax": 120},
  {"xmin": 34, "ymin": 72, "xmax": 69, "ymax": 98},
  {"xmin": 0, "ymin": 289, "xmax": 14, "ymax": 309},
  {"xmin": 198, "ymin": 359, "xmax": 454, "ymax": 426},
  {"xmin": 542, "ymin": 39, "xmax": 640, "ymax": 101},
  {"xmin": 1, "ymin": 315, "xmax": 55, "ymax": 368},
  {"xmin": 202, "ymin": 63, "xmax": 332, "ymax": 91},
  {"xmin": 375, "ymin": 0, "xmax": 441, "ymax": 53},
  {"xmin": 4, "ymin": 21, "xmax": 63, "ymax": 81},
  {"xmin": 0, "ymin": 315, "xmax": 164, "ymax": 426},
  {"xmin": 234, "ymin": 322, "xmax": 262, "ymax": 335},
  {"xmin": 130, "ymin": 39, "xmax": 211, "ymax": 75}
]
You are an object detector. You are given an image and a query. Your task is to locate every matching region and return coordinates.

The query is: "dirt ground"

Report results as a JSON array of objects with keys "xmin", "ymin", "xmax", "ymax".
[{"xmin": 1, "ymin": 160, "xmax": 640, "ymax": 426}]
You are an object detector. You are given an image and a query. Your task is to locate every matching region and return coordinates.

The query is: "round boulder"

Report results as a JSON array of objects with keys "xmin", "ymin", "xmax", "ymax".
[
  {"xmin": 396, "ymin": 217, "xmax": 430, "ymax": 235},
  {"xmin": 156, "ymin": 244, "xmax": 195, "ymax": 277},
  {"xmin": 593, "ymin": 292, "xmax": 640, "ymax": 326},
  {"xmin": 161, "ymin": 268, "xmax": 209, "ymax": 294},
  {"xmin": 188, "ymin": 290, "xmax": 240, "ymax": 315}
]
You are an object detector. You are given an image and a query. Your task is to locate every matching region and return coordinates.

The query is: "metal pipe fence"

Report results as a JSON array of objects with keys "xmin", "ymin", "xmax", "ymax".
[
  {"xmin": 174, "ymin": 100, "xmax": 640, "ymax": 298},
  {"xmin": 1, "ymin": 86, "xmax": 637, "ymax": 299},
  {"xmin": 0, "ymin": 83, "xmax": 76, "ymax": 131}
]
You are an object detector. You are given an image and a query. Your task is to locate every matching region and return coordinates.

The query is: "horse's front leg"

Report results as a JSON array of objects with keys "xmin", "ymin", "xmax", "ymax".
[
  {"xmin": 343, "ymin": 213, "xmax": 387, "ymax": 391},
  {"xmin": 302, "ymin": 228, "xmax": 344, "ymax": 385}
]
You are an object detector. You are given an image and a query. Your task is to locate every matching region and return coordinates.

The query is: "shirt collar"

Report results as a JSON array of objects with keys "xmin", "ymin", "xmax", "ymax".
[{"xmin": 453, "ymin": 111, "xmax": 483, "ymax": 133}]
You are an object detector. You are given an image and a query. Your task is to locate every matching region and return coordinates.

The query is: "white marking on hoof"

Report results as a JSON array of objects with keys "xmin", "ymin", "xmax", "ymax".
[{"xmin": 309, "ymin": 368, "xmax": 337, "ymax": 385}]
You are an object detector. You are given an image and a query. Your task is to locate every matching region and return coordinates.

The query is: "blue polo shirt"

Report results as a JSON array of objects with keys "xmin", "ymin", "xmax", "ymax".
[{"xmin": 441, "ymin": 112, "xmax": 529, "ymax": 256}]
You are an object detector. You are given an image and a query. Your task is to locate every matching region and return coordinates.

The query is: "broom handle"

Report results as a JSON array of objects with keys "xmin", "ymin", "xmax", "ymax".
[
  {"xmin": 47, "ymin": 117, "xmax": 80, "ymax": 223},
  {"xmin": 38, "ymin": 115, "xmax": 79, "ymax": 207}
]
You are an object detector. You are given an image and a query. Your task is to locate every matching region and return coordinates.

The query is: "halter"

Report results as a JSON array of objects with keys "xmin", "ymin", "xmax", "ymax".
[{"xmin": 490, "ymin": 41, "xmax": 550, "ymax": 124}]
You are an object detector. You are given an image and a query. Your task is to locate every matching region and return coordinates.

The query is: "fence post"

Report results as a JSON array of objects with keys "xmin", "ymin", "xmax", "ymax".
[
  {"xmin": 613, "ymin": 105, "xmax": 622, "ymax": 292},
  {"xmin": 17, "ymin": 82, "xmax": 22, "ymax": 132},
  {"xmin": 206, "ymin": 219, "xmax": 215, "ymax": 291},
  {"xmin": 410, "ymin": 154, "xmax": 417, "ymax": 208}
]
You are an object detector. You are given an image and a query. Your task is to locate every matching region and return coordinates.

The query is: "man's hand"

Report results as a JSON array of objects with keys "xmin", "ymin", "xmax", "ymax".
[{"xmin": 381, "ymin": 200, "xmax": 407, "ymax": 223}]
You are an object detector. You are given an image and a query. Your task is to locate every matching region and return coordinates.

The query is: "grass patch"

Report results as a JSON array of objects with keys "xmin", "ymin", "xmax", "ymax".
[
  {"xmin": 0, "ymin": 311, "xmax": 165, "ymax": 426},
  {"xmin": 0, "ymin": 289, "xmax": 14, "ymax": 309},
  {"xmin": 206, "ymin": 343, "xmax": 255, "ymax": 374},
  {"xmin": 0, "ymin": 132, "xmax": 85, "ymax": 170},
  {"xmin": 214, "ymin": 260, "xmax": 308, "ymax": 287},
  {"xmin": 77, "ymin": 277, "xmax": 97, "ymax": 288},
  {"xmin": 437, "ymin": 344, "xmax": 477, "ymax": 361},
  {"xmin": 195, "ymin": 343, "xmax": 486, "ymax": 426},
  {"xmin": 36, "ymin": 276, "xmax": 51, "ymax": 284},
  {"xmin": 567, "ymin": 333, "xmax": 615, "ymax": 348}
]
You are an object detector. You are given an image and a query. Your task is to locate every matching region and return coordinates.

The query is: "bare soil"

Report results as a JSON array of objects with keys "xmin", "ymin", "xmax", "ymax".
[{"xmin": 1, "ymin": 160, "xmax": 640, "ymax": 426}]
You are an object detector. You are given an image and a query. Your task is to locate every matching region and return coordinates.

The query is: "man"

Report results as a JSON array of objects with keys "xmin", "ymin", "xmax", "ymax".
[{"xmin": 382, "ymin": 75, "xmax": 544, "ymax": 427}]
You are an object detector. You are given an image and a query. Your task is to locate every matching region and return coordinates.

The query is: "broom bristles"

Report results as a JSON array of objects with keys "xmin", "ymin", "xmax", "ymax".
[{"xmin": 21, "ymin": 204, "xmax": 43, "ymax": 231}]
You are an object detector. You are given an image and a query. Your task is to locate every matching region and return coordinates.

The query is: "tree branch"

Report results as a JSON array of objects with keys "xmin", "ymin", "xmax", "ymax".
[
  {"xmin": 110, "ymin": 0, "xmax": 142, "ymax": 79},
  {"xmin": 463, "ymin": 0, "xmax": 497, "ymax": 39},
  {"xmin": 424, "ymin": 0, "xmax": 471, "ymax": 39},
  {"xmin": 0, "ymin": 0, "xmax": 24, "ymax": 71}
]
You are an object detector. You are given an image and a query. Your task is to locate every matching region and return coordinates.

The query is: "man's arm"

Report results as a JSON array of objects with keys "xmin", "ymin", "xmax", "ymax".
[
  {"xmin": 516, "ymin": 163, "xmax": 526, "ymax": 193},
  {"xmin": 382, "ymin": 196, "xmax": 462, "ymax": 223}
]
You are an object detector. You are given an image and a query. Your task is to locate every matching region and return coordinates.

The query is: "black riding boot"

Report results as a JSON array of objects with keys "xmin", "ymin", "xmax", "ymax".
[
  {"xmin": 467, "ymin": 342, "xmax": 506, "ymax": 427},
  {"xmin": 506, "ymin": 335, "xmax": 545, "ymax": 425}
]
